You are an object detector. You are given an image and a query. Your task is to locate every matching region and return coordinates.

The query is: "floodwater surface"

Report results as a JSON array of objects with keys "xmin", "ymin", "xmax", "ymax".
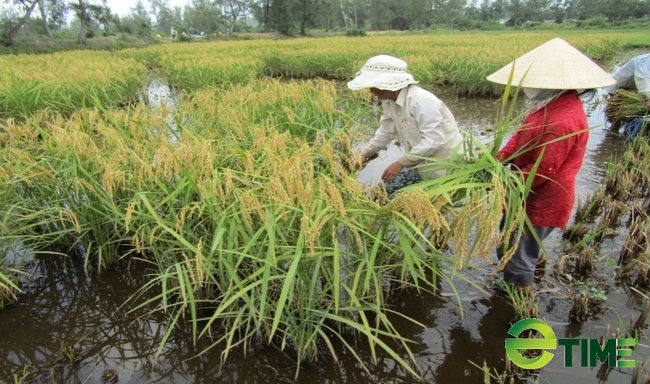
[{"xmin": 1, "ymin": 81, "xmax": 647, "ymax": 384}]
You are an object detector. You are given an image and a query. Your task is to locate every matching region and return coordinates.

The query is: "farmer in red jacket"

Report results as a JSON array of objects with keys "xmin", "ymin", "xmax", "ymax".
[{"xmin": 486, "ymin": 38, "xmax": 616, "ymax": 293}]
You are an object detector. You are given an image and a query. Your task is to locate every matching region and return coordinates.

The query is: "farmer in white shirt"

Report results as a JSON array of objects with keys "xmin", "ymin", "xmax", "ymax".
[
  {"xmin": 605, "ymin": 53, "xmax": 650, "ymax": 110},
  {"xmin": 348, "ymin": 55, "xmax": 464, "ymax": 194}
]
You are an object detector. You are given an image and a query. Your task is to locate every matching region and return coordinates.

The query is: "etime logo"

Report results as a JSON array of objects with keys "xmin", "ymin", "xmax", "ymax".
[{"xmin": 505, "ymin": 318, "xmax": 636, "ymax": 369}]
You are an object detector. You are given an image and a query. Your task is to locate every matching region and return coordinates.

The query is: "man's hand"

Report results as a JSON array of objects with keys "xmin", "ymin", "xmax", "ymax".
[
  {"xmin": 382, "ymin": 161, "xmax": 403, "ymax": 184},
  {"xmin": 646, "ymin": 99, "xmax": 650, "ymax": 110}
]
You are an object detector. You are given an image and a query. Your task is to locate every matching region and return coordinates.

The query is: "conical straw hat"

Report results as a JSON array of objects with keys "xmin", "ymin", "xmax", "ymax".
[{"xmin": 486, "ymin": 38, "xmax": 616, "ymax": 89}]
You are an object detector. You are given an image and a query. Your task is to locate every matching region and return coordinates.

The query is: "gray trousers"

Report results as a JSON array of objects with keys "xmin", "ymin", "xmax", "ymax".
[{"xmin": 497, "ymin": 224, "xmax": 554, "ymax": 286}]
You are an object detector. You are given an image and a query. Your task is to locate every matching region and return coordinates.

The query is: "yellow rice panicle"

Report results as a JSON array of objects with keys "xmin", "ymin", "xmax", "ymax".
[
  {"xmin": 318, "ymin": 178, "xmax": 346, "ymax": 218},
  {"xmin": 314, "ymin": 79, "xmax": 337, "ymax": 117},
  {"xmin": 267, "ymin": 176, "xmax": 291, "ymax": 212},
  {"xmin": 183, "ymin": 252, "xmax": 197, "ymax": 286},
  {"xmin": 386, "ymin": 188, "xmax": 449, "ymax": 232},
  {"xmin": 132, "ymin": 226, "xmax": 146, "ymax": 253},
  {"xmin": 152, "ymin": 143, "xmax": 179, "ymax": 181},
  {"xmin": 176, "ymin": 202, "xmax": 202, "ymax": 234},
  {"xmin": 301, "ymin": 211, "xmax": 332, "ymax": 254},
  {"xmin": 124, "ymin": 200, "xmax": 138, "ymax": 233},
  {"xmin": 449, "ymin": 192, "xmax": 477, "ymax": 269},
  {"xmin": 59, "ymin": 208, "xmax": 82, "ymax": 234},
  {"xmin": 470, "ymin": 181, "xmax": 508, "ymax": 261},
  {"xmin": 238, "ymin": 189, "xmax": 266, "ymax": 226},
  {"xmin": 195, "ymin": 240, "xmax": 204, "ymax": 286},
  {"xmin": 102, "ymin": 153, "xmax": 128, "ymax": 196}
]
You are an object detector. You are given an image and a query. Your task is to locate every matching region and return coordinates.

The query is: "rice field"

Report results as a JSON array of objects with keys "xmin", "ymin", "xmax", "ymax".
[
  {"xmin": 0, "ymin": 51, "xmax": 145, "ymax": 119},
  {"xmin": 1, "ymin": 30, "xmax": 649, "ymax": 381},
  {"xmin": 2, "ymin": 31, "xmax": 643, "ymax": 120}
]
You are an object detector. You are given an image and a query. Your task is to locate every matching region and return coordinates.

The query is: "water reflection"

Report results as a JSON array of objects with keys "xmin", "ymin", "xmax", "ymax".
[{"xmin": 142, "ymin": 78, "xmax": 181, "ymax": 109}]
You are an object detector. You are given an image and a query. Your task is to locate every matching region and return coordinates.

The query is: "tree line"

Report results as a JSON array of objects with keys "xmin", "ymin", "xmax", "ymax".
[{"xmin": 2, "ymin": 0, "xmax": 649, "ymax": 46}]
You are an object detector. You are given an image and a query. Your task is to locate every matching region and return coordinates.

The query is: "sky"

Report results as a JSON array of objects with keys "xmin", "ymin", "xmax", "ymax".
[{"xmin": 105, "ymin": 0, "xmax": 190, "ymax": 17}]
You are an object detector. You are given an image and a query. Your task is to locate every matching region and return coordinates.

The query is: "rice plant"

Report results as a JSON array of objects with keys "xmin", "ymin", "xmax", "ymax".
[
  {"xmin": 569, "ymin": 282, "xmax": 607, "ymax": 323},
  {"xmin": 619, "ymin": 216, "xmax": 649, "ymax": 269},
  {"xmin": 605, "ymin": 162, "xmax": 635, "ymax": 201},
  {"xmin": 413, "ymin": 73, "xmax": 534, "ymax": 272},
  {"xmin": 563, "ymin": 222, "xmax": 591, "ymax": 245},
  {"xmin": 573, "ymin": 186, "xmax": 606, "ymax": 223},
  {"xmin": 630, "ymin": 300, "xmax": 650, "ymax": 335},
  {"xmin": 0, "ymin": 51, "xmax": 145, "ymax": 118},
  {"xmin": 505, "ymin": 284, "xmax": 540, "ymax": 320},
  {"xmin": 11, "ymin": 365, "xmax": 34, "ymax": 384},
  {"xmin": 115, "ymin": 31, "xmax": 631, "ymax": 96},
  {"xmin": 470, "ymin": 358, "xmax": 515, "ymax": 384},
  {"xmin": 0, "ymin": 78, "xmax": 477, "ymax": 378}
]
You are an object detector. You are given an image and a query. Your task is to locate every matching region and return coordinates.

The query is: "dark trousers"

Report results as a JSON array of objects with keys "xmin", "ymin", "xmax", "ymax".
[{"xmin": 497, "ymin": 222, "xmax": 554, "ymax": 286}]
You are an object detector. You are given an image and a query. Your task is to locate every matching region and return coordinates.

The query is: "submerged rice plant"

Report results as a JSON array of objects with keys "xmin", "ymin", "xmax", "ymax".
[{"xmin": 0, "ymin": 78, "xmax": 475, "ymax": 377}]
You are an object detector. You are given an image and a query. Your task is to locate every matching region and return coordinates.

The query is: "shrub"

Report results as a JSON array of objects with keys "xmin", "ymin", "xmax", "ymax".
[
  {"xmin": 576, "ymin": 16, "xmax": 609, "ymax": 28},
  {"xmin": 346, "ymin": 29, "xmax": 367, "ymax": 36}
]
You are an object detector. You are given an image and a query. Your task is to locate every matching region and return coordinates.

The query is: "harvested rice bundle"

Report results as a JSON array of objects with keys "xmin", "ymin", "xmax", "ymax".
[{"xmin": 605, "ymin": 89, "xmax": 647, "ymax": 128}]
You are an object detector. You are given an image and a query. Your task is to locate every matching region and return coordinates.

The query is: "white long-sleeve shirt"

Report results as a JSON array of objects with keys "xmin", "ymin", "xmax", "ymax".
[
  {"xmin": 362, "ymin": 85, "xmax": 463, "ymax": 180},
  {"xmin": 605, "ymin": 53, "xmax": 650, "ymax": 98}
]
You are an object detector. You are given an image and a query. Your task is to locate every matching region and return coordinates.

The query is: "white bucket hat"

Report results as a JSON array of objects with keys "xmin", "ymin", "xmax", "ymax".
[
  {"xmin": 347, "ymin": 55, "xmax": 418, "ymax": 91},
  {"xmin": 486, "ymin": 38, "xmax": 616, "ymax": 90}
]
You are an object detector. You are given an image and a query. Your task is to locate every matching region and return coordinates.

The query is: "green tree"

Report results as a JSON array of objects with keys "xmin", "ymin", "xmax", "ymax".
[
  {"xmin": 568, "ymin": 0, "xmax": 606, "ymax": 19},
  {"xmin": 476, "ymin": 0, "xmax": 507, "ymax": 21},
  {"xmin": 37, "ymin": 0, "xmax": 53, "ymax": 37},
  {"xmin": 46, "ymin": 0, "xmax": 70, "ymax": 29},
  {"xmin": 550, "ymin": 0, "xmax": 568, "ymax": 23},
  {"xmin": 69, "ymin": 0, "xmax": 111, "ymax": 44},
  {"xmin": 268, "ymin": 0, "xmax": 295, "ymax": 34},
  {"xmin": 600, "ymin": 0, "xmax": 642, "ymax": 22},
  {"xmin": 117, "ymin": 0, "xmax": 153, "ymax": 36},
  {"xmin": 367, "ymin": 0, "xmax": 396, "ymax": 29},
  {"xmin": 296, "ymin": 0, "xmax": 326, "ymax": 34},
  {"xmin": 184, "ymin": 0, "xmax": 223, "ymax": 34},
  {"xmin": 431, "ymin": 0, "xmax": 466, "ymax": 29},
  {"xmin": 2, "ymin": 0, "xmax": 39, "ymax": 46},
  {"xmin": 131, "ymin": 0, "xmax": 152, "ymax": 25},
  {"xmin": 250, "ymin": 0, "xmax": 272, "ymax": 31},
  {"xmin": 216, "ymin": 0, "xmax": 249, "ymax": 34},
  {"xmin": 404, "ymin": 0, "xmax": 432, "ymax": 29},
  {"xmin": 150, "ymin": 0, "xmax": 183, "ymax": 35},
  {"xmin": 313, "ymin": 0, "xmax": 341, "ymax": 31},
  {"xmin": 506, "ymin": 0, "xmax": 550, "ymax": 24}
]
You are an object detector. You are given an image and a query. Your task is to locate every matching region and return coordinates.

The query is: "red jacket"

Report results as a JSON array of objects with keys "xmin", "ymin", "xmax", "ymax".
[{"xmin": 497, "ymin": 91, "xmax": 589, "ymax": 228}]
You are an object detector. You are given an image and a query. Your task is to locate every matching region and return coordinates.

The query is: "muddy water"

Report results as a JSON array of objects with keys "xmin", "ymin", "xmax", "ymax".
[{"xmin": 1, "ymin": 83, "xmax": 647, "ymax": 384}]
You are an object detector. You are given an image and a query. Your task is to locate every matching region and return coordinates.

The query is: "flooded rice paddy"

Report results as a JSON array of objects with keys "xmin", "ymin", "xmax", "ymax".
[{"xmin": 1, "ymin": 80, "xmax": 647, "ymax": 384}]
